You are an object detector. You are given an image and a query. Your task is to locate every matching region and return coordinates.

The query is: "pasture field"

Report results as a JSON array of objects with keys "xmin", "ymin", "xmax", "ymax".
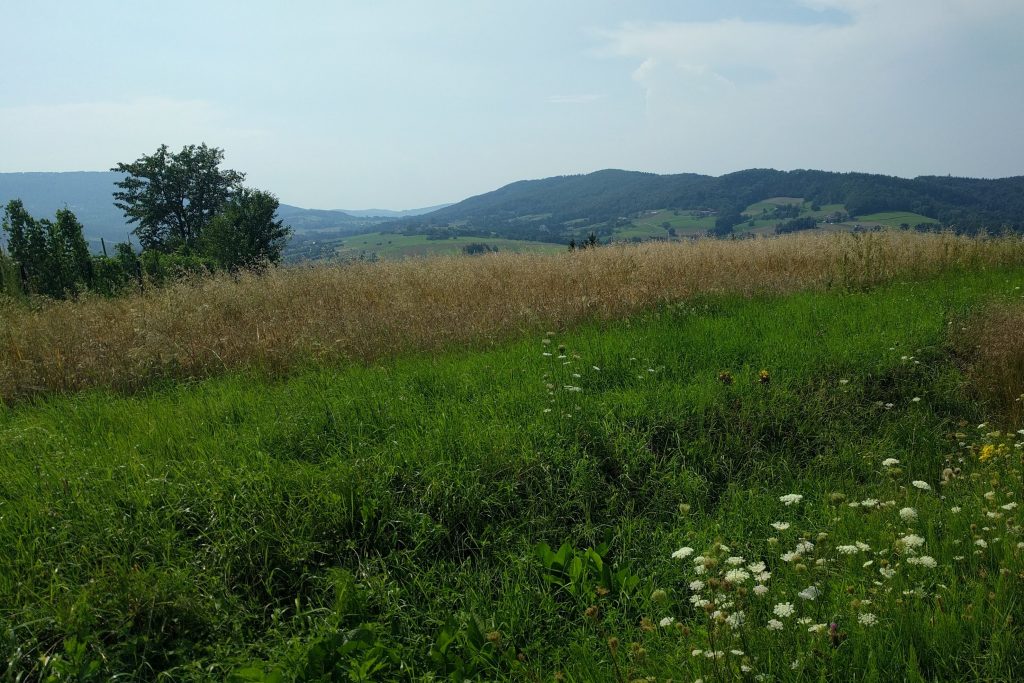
[
  {"xmin": 853, "ymin": 212, "xmax": 942, "ymax": 229},
  {"xmin": 1, "ymin": 235, "xmax": 1023, "ymax": 681},
  {"xmin": 620, "ymin": 210, "xmax": 717, "ymax": 239},
  {"xmin": 323, "ymin": 232, "xmax": 565, "ymax": 260}
]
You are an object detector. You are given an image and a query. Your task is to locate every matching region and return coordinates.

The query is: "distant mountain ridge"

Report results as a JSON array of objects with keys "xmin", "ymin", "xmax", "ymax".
[
  {"xmin": 399, "ymin": 168, "xmax": 1024, "ymax": 241},
  {"xmin": 0, "ymin": 171, "xmax": 445, "ymax": 247}
]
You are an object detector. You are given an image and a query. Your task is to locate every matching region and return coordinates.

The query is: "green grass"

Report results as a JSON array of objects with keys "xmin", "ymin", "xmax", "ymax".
[
  {"xmin": 854, "ymin": 212, "xmax": 941, "ymax": 229},
  {"xmin": 329, "ymin": 232, "xmax": 565, "ymax": 259},
  {"xmin": 2, "ymin": 267, "xmax": 1023, "ymax": 680},
  {"xmin": 742, "ymin": 197, "xmax": 805, "ymax": 217},
  {"xmin": 618, "ymin": 210, "xmax": 716, "ymax": 239}
]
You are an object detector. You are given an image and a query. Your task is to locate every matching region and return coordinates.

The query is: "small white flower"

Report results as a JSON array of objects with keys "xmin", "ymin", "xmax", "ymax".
[
  {"xmin": 1002, "ymin": 502, "xmax": 1018, "ymax": 511},
  {"xmin": 912, "ymin": 397, "xmax": 921, "ymax": 402},
  {"xmin": 659, "ymin": 616, "xmax": 675, "ymax": 627},
  {"xmin": 797, "ymin": 617, "xmax": 813, "ymax": 625},
  {"xmin": 689, "ymin": 580, "xmax": 705, "ymax": 591},
  {"xmin": 907, "ymin": 555, "xmax": 937, "ymax": 568},
  {"xmin": 780, "ymin": 494, "xmax": 804, "ymax": 506},
  {"xmin": 858, "ymin": 612, "xmax": 878, "ymax": 626},
  {"xmin": 747, "ymin": 561, "xmax": 766, "ymax": 573},
  {"xmin": 880, "ymin": 567, "xmax": 897, "ymax": 579},
  {"xmin": 882, "ymin": 458, "xmax": 900, "ymax": 467},
  {"xmin": 773, "ymin": 602, "xmax": 795, "ymax": 618},
  {"xmin": 837, "ymin": 545, "xmax": 861, "ymax": 555},
  {"xmin": 725, "ymin": 569, "xmax": 750, "ymax": 584},
  {"xmin": 691, "ymin": 649, "xmax": 704, "ymax": 657},
  {"xmin": 767, "ymin": 619, "xmax": 784, "ymax": 630},
  {"xmin": 861, "ymin": 498, "xmax": 879, "ymax": 508},
  {"xmin": 898, "ymin": 534, "xmax": 926, "ymax": 549},
  {"xmin": 912, "ymin": 480, "xmax": 932, "ymax": 491},
  {"xmin": 726, "ymin": 556, "xmax": 745, "ymax": 566},
  {"xmin": 975, "ymin": 539, "xmax": 988, "ymax": 548},
  {"xmin": 984, "ymin": 491, "xmax": 997, "ymax": 501},
  {"xmin": 726, "ymin": 611, "xmax": 745, "ymax": 628},
  {"xmin": 900, "ymin": 507, "xmax": 918, "ymax": 522},
  {"xmin": 753, "ymin": 584, "xmax": 769, "ymax": 596},
  {"xmin": 798, "ymin": 586, "xmax": 821, "ymax": 601},
  {"xmin": 771, "ymin": 521, "xmax": 791, "ymax": 531},
  {"xmin": 672, "ymin": 546, "xmax": 694, "ymax": 560},
  {"xmin": 795, "ymin": 540, "xmax": 814, "ymax": 554},
  {"xmin": 950, "ymin": 506, "xmax": 962, "ymax": 513},
  {"xmin": 807, "ymin": 623, "xmax": 826, "ymax": 633},
  {"xmin": 781, "ymin": 551, "xmax": 800, "ymax": 562}
]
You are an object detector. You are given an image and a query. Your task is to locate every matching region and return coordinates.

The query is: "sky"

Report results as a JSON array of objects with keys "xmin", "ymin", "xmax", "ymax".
[{"xmin": 2, "ymin": 0, "xmax": 1023, "ymax": 209}]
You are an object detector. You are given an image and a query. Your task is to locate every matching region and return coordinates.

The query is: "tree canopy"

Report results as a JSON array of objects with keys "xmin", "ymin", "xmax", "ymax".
[{"xmin": 112, "ymin": 144, "xmax": 245, "ymax": 252}]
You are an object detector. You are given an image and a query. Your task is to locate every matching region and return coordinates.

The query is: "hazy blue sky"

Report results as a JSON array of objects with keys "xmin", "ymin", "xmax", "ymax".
[{"xmin": 2, "ymin": 0, "xmax": 1022, "ymax": 209}]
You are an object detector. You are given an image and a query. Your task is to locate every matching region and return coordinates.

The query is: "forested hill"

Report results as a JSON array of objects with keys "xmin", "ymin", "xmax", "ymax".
[
  {"xmin": 399, "ymin": 168, "xmax": 1024, "ymax": 238},
  {"xmin": 0, "ymin": 172, "xmax": 391, "ymax": 247}
]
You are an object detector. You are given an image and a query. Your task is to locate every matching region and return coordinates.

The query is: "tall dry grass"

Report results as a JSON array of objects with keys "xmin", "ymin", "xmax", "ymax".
[
  {"xmin": 955, "ymin": 302, "xmax": 1024, "ymax": 426},
  {"xmin": 2, "ymin": 231, "xmax": 1023, "ymax": 403}
]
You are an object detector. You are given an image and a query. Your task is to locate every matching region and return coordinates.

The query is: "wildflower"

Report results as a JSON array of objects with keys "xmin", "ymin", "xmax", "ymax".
[
  {"xmin": 659, "ymin": 616, "xmax": 675, "ymax": 627},
  {"xmin": 950, "ymin": 506, "xmax": 962, "ymax": 513},
  {"xmin": 726, "ymin": 556, "xmax": 745, "ymax": 566},
  {"xmin": 898, "ymin": 534, "xmax": 926, "ymax": 549},
  {"xmin": 856, "ymin": 541, "xmax": 871, "ymax": 551},
  {"xmin": 773, "ymin": 602, "xmax": 796, "ymax": 618},
  {"xmin": 798, "ymin": 586, "xmax": 821, "ymax": 601},
  {"xmin": 858, "ymin": 612, "xmax": 878, "ymax": 626},
  {"xmin": 907, "ymin": 555, "xmax": 937, "ymax": 568},
  {"xmin": 985, "ymin": 491, "xmax": 997, "ymax": 501},
  {"xmin": 912, "ymin": 480, "xmax": 932, "ymax": 491},
  {"xmin": 808, "ymin": 623, "xmax": 826, "ymax": 633},
  {"xmin": 900, "ymin": 507, "xmax": 918, "ymax": 522},
  {"xmin": 882, "ymin": 458, "xmax": 900, "ymax": 467},
  {"xmin": 839, "ymin": 378, "xmax": 849, "ymax": 385},
  {"xmin": 975, "ymin": 539, "xmax": 988, "ymax": 548},
  {"xmin": 797, "ymin": 617, "xmax": 812, "ymax": 625},
  {"xmin": 753, "ymin": 584, "xmax": 769, "ymax": 596},
  {"xmin": 718, "ymin": 371, "xmax": 734, "ymax": 385},
  {"xmin": 860, "ymin": 498, "xmax": 879, "ymax": 507},
  {"xmin": 767, "ymin": 619, "xmax": 784, "ymax": 630},
  {"xmin": 725, "ymin": 569, "xmax": 750, "ymax": 584},
  {"xmin": 672, "ymin": 547, "xmax": 694, "ymax": 560},
  {"xmin": 771, "ymin": 521, "xmax": 791, "ymax": 531},
  {"xmin": 747, "ymin": 561, "xmax": 766, "ymax": 573},
  {"xmin": 781, "ymin": 551, "xmax": 800, "ymax": 562},
  {"xmin": 1002, "ymin": 502, "xmax": 1018, "ymax": 511},
  {"xmin": 837, "ymin": 545, "xmax": 861, "ymax": 555},
  {"xmin": 689, "ymin": 580, "xmax": 705, "ymax": 591},
  {"xmin": 795, "ymin": 540, "xmax": 814, "ymax": 554},
  {"xmin": 691, "ymin": 649, "xmax": 703, "ymax": 657},
  {"xmin": 912, "ymin": 397, "xmax": 921, "ymax": 403},
  {"xmin": 726, "ymin": 611, "xmax": 745, "ymax": 628},
  {"xmin": 779, "ymin": 494, "xmax": 803, "ymax": 506},
  {"xmin": 979, "ymin": 444, "xmax": 996, "ymax": 462},
  {"xmin": 758, "ymin": 369, "xmax": 771, "ymax": 385},
  {"xmin": 880, "ymin": 567, "xmax": 897, "ymax": 579}
]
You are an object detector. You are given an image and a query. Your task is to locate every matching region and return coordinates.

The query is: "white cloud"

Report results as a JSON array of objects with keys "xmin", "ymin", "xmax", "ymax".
[{"xmin": 594, "ymin": 1, "xmax": 1024, "ymax": 178}]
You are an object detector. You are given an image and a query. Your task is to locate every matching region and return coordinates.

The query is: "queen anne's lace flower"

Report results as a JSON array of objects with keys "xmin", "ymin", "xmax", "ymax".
[{"xmin": 779, "ymin": 494, "xmax": 804, "ymax": 505}]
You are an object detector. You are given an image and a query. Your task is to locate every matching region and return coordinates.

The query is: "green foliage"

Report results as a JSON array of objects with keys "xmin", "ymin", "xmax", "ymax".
[
  {"xmin": 112, "ymin": 143, "xmax": 245, "ymax": 252},
  {"xmin": 202, "ymin": 188, "xmax": 290, "ymax": 270}
]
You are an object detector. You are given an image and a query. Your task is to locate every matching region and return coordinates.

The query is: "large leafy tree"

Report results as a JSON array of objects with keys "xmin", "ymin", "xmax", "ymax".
[
  {"xmin": 112, "ymin": 144, "xmax": 245, "ymax": 252},
  {"xmin": 201, "ymin": 189, "xmax": 291, "ymax": 271}
]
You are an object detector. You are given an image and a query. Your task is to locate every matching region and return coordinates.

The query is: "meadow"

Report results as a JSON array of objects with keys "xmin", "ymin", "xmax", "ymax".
[{"xmin": 1, "ymin": 233, "xmax": 1023, "ymax": 681}]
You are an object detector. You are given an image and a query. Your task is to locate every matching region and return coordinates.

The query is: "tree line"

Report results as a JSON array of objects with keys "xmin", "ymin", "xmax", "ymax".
[{"xmin": 0, "ymin": 144, "xmax": 290, "ymax": 300}]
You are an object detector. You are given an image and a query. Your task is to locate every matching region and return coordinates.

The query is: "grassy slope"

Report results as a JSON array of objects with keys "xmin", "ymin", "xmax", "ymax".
[
  {"xmin": 2, "ymin": 267, "xmax": 1023, "ymax": 680},
  {"xmin": 324, "ymin": 232, "xmax": 565, "ymax": 259}
]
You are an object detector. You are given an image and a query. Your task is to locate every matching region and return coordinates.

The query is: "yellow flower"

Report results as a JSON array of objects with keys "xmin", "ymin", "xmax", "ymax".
[{"xmin": 979, "ymin": 444, "xmax": 995, "ymax": 462}]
